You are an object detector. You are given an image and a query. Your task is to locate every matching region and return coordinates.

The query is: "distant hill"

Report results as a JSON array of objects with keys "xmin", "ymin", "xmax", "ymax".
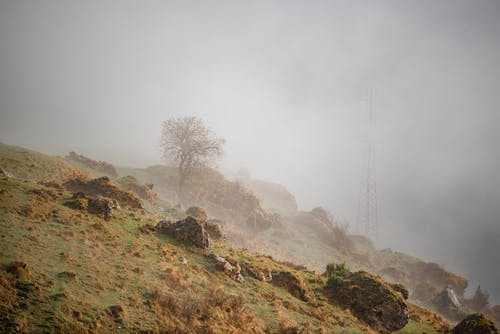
[{"xmin": 244, "ymin": 179, "xmax": 298, "ymax": 215}]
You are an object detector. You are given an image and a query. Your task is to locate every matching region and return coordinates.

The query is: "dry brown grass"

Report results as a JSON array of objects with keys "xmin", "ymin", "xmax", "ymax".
[
  {"xmin": 0, "ymin": 144, "xmax": 454, "ymax": 334},
  {"xmin": 149, "ymin": 281, "xmax": 262, "ymax": 333}
]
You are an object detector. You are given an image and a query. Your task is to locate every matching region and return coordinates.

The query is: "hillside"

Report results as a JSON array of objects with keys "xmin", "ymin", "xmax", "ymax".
[
  {"xmin": 0, "ymin": 144, "xmax": 496, "ymax": 333},
  {"xmin": 68, "ymin": 147, "xmax": 500, "ymax": 329},
  {"xmin": 112, "ymin": 157, "xmax": 471, "ymax": 303}
]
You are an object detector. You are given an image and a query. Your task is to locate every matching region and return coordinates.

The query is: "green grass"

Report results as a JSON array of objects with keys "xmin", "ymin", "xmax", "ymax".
[
  {"xmin": 0, "ymin": 144, "xmax": 452, "ymax": 334},
  {"xmin": 397, "ymin": 319, "xmax": 441, "ymax": 334}
]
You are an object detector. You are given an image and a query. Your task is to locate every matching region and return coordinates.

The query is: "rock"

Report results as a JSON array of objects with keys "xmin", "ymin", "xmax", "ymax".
[
  {"xmin": 390, "ymin": 282, "xmax": 410, "ymax": 300},
  {"xmin": 156, "ymin": 216, "xmax": 210, "ymax": 249},
  {"xmin": 156, "ymin": 220, "xmax": 172, "ymax": 233},
  {"xmin": 271, "ymin": 270, "xmax": 314, "ymax": 303},
  {"xmin": 88, "ymin": 197, "xmax": 113, "ymax": 221},
  {"xmin": 208, "ymin": 252, "xmax": 244, "ymax": 283},
  {"xmin": 245, "ymin": 210, "xmax": 275, "ymax": 231},
  {"xmin": 204, "ymin": 219, "xmax": 224, "ymax": 240},
  {"xmin": 0, "ymin": 167, "xmax": 15, "ymax": 178},
  {"xmin": 326, "ymin": 271, "xmax": 408, "ymax": 333},
  {"xmin": 432, "ymin": 286, "xmax": 462, "ymax": 309},
  {"xmin": 64, "ymin": 177, "xmax": 143, "ymax": 210},
  {"xmin": 116, "ymin": 175, "xmax": 158, "ymax": 202},
  {"xmin": 243, "ymin": 264, "xmax": 272, "ymax": 282},
  {"xmin": 452, "ymin": 313, "xmax": 498, "ymax": 334}
]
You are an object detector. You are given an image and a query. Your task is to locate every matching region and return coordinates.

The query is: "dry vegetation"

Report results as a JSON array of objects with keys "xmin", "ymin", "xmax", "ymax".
[{"xmin": 0, "ymin": 143, "xmax": 475, "ymax": 333}]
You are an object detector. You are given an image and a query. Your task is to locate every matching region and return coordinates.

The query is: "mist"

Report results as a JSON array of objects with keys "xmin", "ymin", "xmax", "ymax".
[{"xmin": 1, "ymin": 0, "xmax": 500, "ymax": 302}]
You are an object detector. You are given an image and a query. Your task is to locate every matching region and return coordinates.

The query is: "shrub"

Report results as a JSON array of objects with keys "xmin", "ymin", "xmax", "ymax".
[
  {"xmin": 324, "ymin": 262, "xmax": 351, "ymax": 289},
  {"xmin": 324, "ymin": 262, "xmax": 350, "ymax": 279}
]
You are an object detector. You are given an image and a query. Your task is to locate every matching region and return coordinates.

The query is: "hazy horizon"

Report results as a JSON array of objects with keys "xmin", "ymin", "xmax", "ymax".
[{"xmin": 1, "ymin": 0, "xmax": 500, "ymax": 303}]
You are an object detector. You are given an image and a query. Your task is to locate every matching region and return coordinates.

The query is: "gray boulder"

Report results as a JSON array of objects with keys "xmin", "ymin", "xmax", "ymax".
[{"xmin": 156, "ymin": 216, "xmax": 210, "ymax": 249}]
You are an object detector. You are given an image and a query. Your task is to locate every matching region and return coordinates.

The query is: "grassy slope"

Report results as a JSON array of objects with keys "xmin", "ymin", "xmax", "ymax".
[
  {"xmin": 114, "ymin": 161, "xmax": 445, "ymax": 290},
  {"xmin": 0, "ymin": 143, "xmax": 448, "ymax": 333},
  {"xmin": 0, "ymin": 176, "xmax": 373, "ymax": 333},
  {"xmin": 0, "ymin": 143, "xmax": 85, "ymax": 182}
]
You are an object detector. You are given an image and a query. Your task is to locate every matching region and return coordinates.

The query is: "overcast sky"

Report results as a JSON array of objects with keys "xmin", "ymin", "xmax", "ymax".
[{"xmin": 1, "ymin": 0, "xmax": 500, "ymax": 302}]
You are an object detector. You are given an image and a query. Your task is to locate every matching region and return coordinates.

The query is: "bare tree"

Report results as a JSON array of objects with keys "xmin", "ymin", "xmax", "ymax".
[{"xmin": 160, "ymin": 116, "xmax": 225, "ymax": 196}]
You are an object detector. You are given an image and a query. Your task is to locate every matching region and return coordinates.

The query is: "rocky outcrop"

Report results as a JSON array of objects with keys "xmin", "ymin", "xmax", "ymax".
[
  {"xmin": 430, "ymin": 286, "xmax": 463, "ymax": 320},
  {"xmin": 0, "ymin": 167, "xmax": 15, "ymax": 178},
  {"xmin": 184, "ymin": 208, "xmax": 224, "ymax": 240},
  {"xmin": 156, "ymin": 216, "xmax": 210, "ymax": 249},
  {"xmin": 64, "ymin": 192, "xmax": 117, "ymax": 220},
  {"xmin": 271, "ymin": 271, "xmax": 314, "ymax": 303},
  {"xmin": 64, "ymin": 177, "xmax": 143, "ymax": 210},
  {"xmin": 204, "ymin": 220, "xmax": 224, "ymax": 240},
  {"xmin": 452, "ymin": 313, "xmax": 498, "ymax": 334},
  {"xmin": 116, "ymin": 175, "xmax": 158, "ymax": 202},
  {"xmin": 242, "ymin": 263, "xmax": 272, "ymax": 282},
  {"xmin": 390, "ymin": 282, "xmax": 409, "ymax": 300},
  {"xmin": 432, "ymin": 286, "xmax": 461, "ymax": 309},
  {"xmin": 208, "ymin": 252, "xmax": 244, "ymax": 283},
  {"xmin": 326, "ymin": 271, "xmax": 408, "ymax": 333},
  {"xmin": 88, "ymin": 197, "xmax": 114, "ymax": 221},
  {"xmin": 245, "ymin": 210, "xmax": 276, "ymax": 231}
]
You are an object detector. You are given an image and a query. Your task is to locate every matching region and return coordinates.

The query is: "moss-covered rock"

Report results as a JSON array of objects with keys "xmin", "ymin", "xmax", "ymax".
[
  {"xmin": 64, "ymin": 176, "xmax": 143, "ymax": 209},
  {"xmin": 88, "ymin": 197, "xmax": 114, "ymax": 221},
  {"xmin": 390, "ymin": 282, "xmax": 409, "ymax": 300},
  {"xmin": 452, "ymin": 313, "xmax": 498, "ymax": 334},
  {"xmin": 156, "ymin": 216, "xmax": 211, "ymax": 249},
  {"xmin": 325, "ymin": 271, "xmax": 408, "ymax": 333}
]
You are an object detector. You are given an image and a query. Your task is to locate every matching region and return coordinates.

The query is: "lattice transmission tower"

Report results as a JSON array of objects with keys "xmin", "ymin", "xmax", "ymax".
[{"xmin": 356, "ymin": 89, "xmax": 378, "ymax": 240}]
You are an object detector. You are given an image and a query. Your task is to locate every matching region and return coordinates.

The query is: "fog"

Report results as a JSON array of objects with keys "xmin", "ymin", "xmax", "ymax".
[{"xmin": 1, "ymin": 1, "xmax": 500, "ymax": 302}]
